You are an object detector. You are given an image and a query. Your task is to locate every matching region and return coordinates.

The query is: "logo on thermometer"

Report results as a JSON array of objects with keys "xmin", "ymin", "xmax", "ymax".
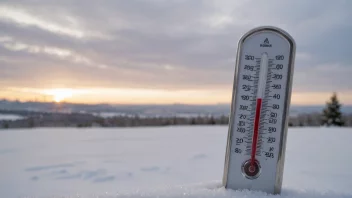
[{"xmin": 260, "ymin": 38, "xmax": 272, "ymax": 47}]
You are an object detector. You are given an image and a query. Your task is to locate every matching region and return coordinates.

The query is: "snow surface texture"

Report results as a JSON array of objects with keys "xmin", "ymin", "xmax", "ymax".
[
  {"xmin": 1, "ymin": 126, "xmax": 352, "ymax": 198},
  {"xmin": 0, "ymin": 113, "xmax": 24, "ymax": 120}
]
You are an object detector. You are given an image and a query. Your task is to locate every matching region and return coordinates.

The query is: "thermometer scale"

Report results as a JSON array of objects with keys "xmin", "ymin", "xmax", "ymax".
[{"xmin": 223, "ymin": 26, "xmax": 296, "ymax": 194}]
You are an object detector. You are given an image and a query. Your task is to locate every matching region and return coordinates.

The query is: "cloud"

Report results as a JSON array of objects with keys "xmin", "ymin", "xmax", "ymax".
[
  {"xmin": 0, "ymin": 6, "xmax": 85, "ymax": 38},
  {"xmin": 0, "ymin": 0, "xmax": 351, "ymax": 104},
  {"xmin": 0, "ymin": 36, "xmax": 107, "ymax": 69}
]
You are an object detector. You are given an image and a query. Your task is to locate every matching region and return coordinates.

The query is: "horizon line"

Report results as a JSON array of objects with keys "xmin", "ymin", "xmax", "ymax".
[{"xmin": 0, "ymin": 98, "xmax": 349, "ymax": 107}]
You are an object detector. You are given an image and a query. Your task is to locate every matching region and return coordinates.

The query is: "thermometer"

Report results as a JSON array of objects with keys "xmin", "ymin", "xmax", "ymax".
[{"xmin": 222, "ymin": 26, "xmax": 296, "ymax": 194}]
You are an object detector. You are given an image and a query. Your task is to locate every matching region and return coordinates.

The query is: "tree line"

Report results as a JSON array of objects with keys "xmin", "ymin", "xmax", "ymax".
[{"xmin": 0, "ymin": 92, "xmax": 349, "ymax": 129}]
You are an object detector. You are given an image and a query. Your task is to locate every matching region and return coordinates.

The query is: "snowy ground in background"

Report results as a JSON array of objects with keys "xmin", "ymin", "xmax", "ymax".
[
  {"xmin": 1, "ymin": 126, "xmax": 352, "ymax": 198},
  {"xmin": 0, "ymin": 114, "xmax": 24, "ymax": 120}
]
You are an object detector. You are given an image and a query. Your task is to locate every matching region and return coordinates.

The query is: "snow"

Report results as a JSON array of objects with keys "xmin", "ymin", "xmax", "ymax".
[
  {"xmin": 93, "ymin": 112, "xmax": 131, "ymax": 118},
  {"xmin": 0, "ymin": 113, "xmax": 24, "ymax": 120},
  {"xmin": 0, "ymin": 126, "xmax": 351, "ymax": 198}
]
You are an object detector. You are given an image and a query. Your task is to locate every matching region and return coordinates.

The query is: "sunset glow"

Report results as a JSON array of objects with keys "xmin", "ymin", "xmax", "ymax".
[
  {"xmin": 44, "ymin": 88, "xmax": 74, "ymax": 103},
  {"xmin": 0, "ymin": 87, "xmax": 351, "ymax": 105}
]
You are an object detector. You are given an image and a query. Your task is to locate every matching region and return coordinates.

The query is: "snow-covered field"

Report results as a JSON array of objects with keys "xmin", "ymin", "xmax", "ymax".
[
  {"xmin": 1, "ymin": 126, "xmax": 351, "ymax": 198},
  {"xmin": 0, "ymin": 114, "xmax": 24, "ymax": 121}
]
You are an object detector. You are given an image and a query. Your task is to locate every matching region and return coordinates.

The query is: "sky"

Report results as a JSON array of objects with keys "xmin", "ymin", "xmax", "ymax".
[{"xmin": 0, "ymin": 0, "xmax": 351, "ymax": 105}]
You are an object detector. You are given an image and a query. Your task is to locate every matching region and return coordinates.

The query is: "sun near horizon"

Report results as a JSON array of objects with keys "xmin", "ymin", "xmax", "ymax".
[{"xmin": 43, "ymin": 88, "xmax": 74, "ymax": 103}]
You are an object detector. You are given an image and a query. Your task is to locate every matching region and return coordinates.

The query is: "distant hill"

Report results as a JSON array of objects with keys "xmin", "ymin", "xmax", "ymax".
[{"xmin": 0, "ymin": 99, "xmax": 351, "ymax": 117}]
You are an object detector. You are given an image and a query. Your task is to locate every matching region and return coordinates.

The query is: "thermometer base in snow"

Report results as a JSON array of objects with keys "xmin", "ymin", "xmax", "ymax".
[{"xmin": 222, "ymin": 26, "xmax": 296, "ymax": 194}]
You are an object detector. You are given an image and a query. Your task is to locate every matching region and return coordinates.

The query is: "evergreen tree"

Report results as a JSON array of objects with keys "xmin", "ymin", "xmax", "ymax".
[{"xmin": 321, "ymin": 92, "xmax": 344, "ymax": 126}]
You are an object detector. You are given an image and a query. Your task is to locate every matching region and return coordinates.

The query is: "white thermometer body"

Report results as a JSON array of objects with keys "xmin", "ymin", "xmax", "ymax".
[{"xmin": 223, "ymin": 26, "xmax": 296, "ymax": 194}]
